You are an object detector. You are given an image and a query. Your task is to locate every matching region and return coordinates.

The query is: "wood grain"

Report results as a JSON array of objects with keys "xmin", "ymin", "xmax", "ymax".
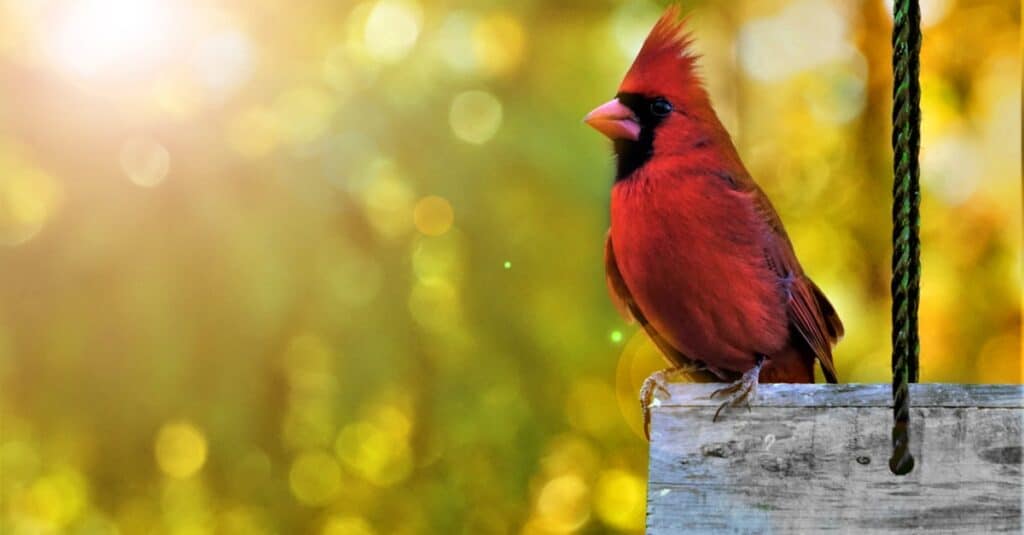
[{"xmin": 647, "ymin": 383, "xmax": 1023, "ymax": 534}]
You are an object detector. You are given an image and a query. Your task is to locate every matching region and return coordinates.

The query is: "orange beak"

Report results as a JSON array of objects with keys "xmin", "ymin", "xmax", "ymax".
[{"xmin": 584, "ymin": 98, "xmax": 640, "ymax": 141}]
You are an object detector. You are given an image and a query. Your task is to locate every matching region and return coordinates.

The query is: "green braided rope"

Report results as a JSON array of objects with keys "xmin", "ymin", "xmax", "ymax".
[{"xmin": 889, "ymin": 0, "xmax": 922, "ymax": 476}]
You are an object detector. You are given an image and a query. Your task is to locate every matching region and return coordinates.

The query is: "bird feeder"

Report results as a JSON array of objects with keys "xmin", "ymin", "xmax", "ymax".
[{"xmin": 643, "ymin": 1, "xmax": 1023, "ymax": 531}]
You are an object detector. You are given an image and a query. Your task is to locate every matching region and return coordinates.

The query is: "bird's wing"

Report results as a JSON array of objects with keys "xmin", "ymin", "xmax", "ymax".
[
  {"xmin": 605, "ymin": 232, "xmax": 716, "ymax": 374},
  {"xmin": 744, "ymin": 184, "xmax": 844, "ymax": 383},
  {"xmin": 604, "ymin": 230, "xmax": 637, "ymax": 324}
]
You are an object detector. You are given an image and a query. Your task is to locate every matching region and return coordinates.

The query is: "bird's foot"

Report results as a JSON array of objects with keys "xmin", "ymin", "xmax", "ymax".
[
  {"xmin": 640, "ymin": 363, "xmax": 705, "ymax": 439},
  {"xmin": 710, "ymin": 356, "xmax": 765, "ymax": 422}
]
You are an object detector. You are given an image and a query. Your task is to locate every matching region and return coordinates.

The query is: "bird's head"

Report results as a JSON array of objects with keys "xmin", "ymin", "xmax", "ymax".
[{"xmin": 585, "ymin": 6, "xmax": 715, "ymax": 180}]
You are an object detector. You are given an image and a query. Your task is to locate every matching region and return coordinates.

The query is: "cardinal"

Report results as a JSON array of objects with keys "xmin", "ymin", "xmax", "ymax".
[{"xmin": 585, "ymin": 7, "xmax": 843, "ymax": 435}]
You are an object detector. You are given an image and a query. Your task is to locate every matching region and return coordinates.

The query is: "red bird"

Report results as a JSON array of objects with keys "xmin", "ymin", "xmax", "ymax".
[{"xmin": 585, "ymin": 7, "xmax": 843, "ymax": 431}]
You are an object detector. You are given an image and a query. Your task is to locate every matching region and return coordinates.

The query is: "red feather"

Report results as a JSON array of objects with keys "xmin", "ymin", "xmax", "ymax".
[{"xmin": 620, "ymin": 7, "xmax": 710, "ymax": 116}]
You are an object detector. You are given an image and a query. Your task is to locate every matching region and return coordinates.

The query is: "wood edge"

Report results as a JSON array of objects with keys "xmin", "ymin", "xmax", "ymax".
[{"xmin": 656, "ymin": 383, "xmax": 1024, "ymax": 408}]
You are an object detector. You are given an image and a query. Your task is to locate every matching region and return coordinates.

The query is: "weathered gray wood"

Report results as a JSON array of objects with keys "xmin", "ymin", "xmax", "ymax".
[
  {"xmin": 647, "ymin": 383, "xmax": 1024, "ymax": 534},
  {"xmin": 658, "ymin": 383, "xmax": 1024, "ymax": 408}
]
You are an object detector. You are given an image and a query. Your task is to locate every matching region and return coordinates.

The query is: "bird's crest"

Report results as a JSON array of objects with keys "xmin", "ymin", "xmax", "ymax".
[{"xmin": 620, "ymin": 5, "xmax": 702, "ymax": 94}]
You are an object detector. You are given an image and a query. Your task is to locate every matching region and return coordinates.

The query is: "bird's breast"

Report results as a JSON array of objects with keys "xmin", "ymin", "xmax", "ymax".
[{"xmin": 609, "ymin": 171, "xmax": 790, "ymax": 372}]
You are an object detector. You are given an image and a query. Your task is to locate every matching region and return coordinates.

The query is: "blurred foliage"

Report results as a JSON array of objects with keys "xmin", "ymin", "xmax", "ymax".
[{"xmin": 0, "ymin": 0, "xmax": 1019, "ymax": 533}]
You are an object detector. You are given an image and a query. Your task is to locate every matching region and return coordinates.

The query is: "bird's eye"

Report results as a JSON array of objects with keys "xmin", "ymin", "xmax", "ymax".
[{"xmin": 650, "ymin": 99, "xmax": 673, "ymax": 117}]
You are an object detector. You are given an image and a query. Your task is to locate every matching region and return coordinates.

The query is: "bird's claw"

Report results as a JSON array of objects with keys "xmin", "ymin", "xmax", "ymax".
[
  {"xmin": 640, "ymin": 372, "xmax": 668, "ymax": 440},
  {"xmin": 711, "ymin": 362, "xmax": 762, "ymax": 422},
  {"xmin": 640, "ymin": 363, "xmax": 704, "ymax": 439}
]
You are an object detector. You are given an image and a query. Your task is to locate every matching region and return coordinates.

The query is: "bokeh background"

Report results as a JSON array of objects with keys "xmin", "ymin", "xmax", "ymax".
[{"xmin": 0, "ymin": 0, "xmax": 1019, "ymax": 533}]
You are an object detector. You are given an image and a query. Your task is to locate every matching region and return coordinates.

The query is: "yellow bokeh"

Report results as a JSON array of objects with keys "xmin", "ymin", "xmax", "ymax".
[
  {"xmin": 288, "ymin": 451, "xmax": 343, "ymax": 506},
  {"xmin": 436, "ymin": 11, "xmax": 476, "ymax": 73},
  {"xmin": 412, "ymin": 195, "xmax": 454, "ymax": 236},
  {"xmin": 540, "ymin": 435, "xmax": 600, "ymax": 479},
  {"xmin": 449, "ymin": 90, "xmax": 503, "ymax": 144},
  {"xmin": 120, "ymin": 136, "xmax": 170, "ymax": 187},
  {"xmin": 363, "ymin": 0, "xmax": 422, "ymax": 63},
  {"xmin": 360, "ymin": 161, "xmax": 415, "ymax": 239},
  {"xmin": 593, "ymin": 469, "xmax": 646, "ymax": 531},
  {"xmin": 154, "ymin": 422, "xmax": 209, "ymax": 479},
  {"xmin": 335, "ymin": 418, "xmax": 413, "ymax": 487},
  {"xmin": 408, "ymin": 277, "xmax": 461, "ymax": 332},
  {"xmin": 411, "ymin": 230, "xmax": 464, "ymax": 282},
  {"xmin": 472, "ymin": 13, "xmax": 525, "ymax": 77},
  {"xmin": 530, "ymin": 474, "xmax": 590, "ymax": 533},
  {"xmin": 367, "ymin": 404, "xmax": 413, "ymax": 440},
  {"xmin": 19, "ymin": 468, "xmax": 89, "ymax": 529},
  {"xmin": 0, "ymin": 151, "xmax": 62, "ymax": 246},
  {"xmin": 219, "ymin": 507, "xmax": 271, "ymax": 535},
  {"xmin": 323, "ymin": 515, "xmax": 377, "ymax": 535}
]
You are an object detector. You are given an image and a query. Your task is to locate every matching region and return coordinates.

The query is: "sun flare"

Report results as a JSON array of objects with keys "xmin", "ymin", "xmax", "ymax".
[{"xmin": 44, "ymin": 0, "xmax": 177, "ymax": 78}]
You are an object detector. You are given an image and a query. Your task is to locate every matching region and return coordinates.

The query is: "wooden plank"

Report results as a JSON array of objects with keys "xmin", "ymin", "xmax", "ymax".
[{"xmin": 647, "ymin": 384, "xmax": 1024, "ymax": 534}]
